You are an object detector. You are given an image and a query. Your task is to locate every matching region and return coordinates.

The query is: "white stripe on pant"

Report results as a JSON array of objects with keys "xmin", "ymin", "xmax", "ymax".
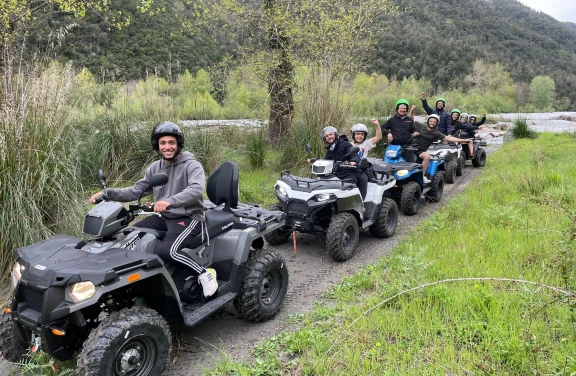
[{"xmin": 169, "ymin": 219, "xmax": 204, "ymax": 274}]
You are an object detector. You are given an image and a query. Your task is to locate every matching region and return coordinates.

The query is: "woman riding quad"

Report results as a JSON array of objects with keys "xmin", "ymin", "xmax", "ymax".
[
  {"xmin": 450, "ymin": 109, "xmax": 475, "ymax": 158},
  {"xmin": 350, "ymin": 119, "xmax": 383, "ymax": 159}
]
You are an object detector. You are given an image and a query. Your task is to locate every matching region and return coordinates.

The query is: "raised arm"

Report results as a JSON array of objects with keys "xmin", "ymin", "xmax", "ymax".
[{"xmin": 370, "ymin": 118, "xmax": 383, "ymax": 144}]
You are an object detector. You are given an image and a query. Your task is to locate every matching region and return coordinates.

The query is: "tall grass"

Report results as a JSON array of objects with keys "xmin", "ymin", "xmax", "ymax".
[{"xmin": 0, "ymin": 62, "xmax": 86, "ymax": 275}]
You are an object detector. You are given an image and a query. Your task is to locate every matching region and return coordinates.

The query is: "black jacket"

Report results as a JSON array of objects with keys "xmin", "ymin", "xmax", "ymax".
[
  {"xmin": 324, "ymin": 135, "xmax": 360, "ymax": 164},
  {"xmin": 455, "ymin": 122, "xmax": 479, "ymax": 138},
  {"xmin": 381, "ymin": 114, "xmax": 417, "ymax": 145}
]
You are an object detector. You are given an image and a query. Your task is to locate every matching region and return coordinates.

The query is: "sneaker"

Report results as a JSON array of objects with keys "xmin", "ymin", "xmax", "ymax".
[
  {"xmin": 423, "ymin": 176, "xmax": 431, "ymax": 184},
  {"xmin": 198, "ymin": 268, "xmax": 218, "ymax": 297}
]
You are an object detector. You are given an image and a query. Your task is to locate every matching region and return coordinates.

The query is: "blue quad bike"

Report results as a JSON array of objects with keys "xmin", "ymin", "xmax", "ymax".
[
  {"xmin": 1, "ymin": 162, "xmax": 289, "ymax": 376},
  {"xmin": 264, "ymin": 145, "xmax": 398, "ymax": 262},
  {"xmin": 366, "ymin": 142, "xmax": 445, "ymax": 216}
]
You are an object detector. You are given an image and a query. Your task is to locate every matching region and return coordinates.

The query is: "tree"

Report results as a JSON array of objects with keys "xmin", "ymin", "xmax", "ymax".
[
  {"xmin": 529, "ymin": 75, "xmax": 556, "ymax": 111},
  {"xmin": 185, "ymin": 0, "xmax": 396, "ymax": 145},
  {"xmin": 1, "ymin": 0, "xmax": 144, "ymax": 120}
]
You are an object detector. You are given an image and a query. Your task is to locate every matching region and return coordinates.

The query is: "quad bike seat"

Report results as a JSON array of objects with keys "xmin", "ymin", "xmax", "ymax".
[{"xmin": 186, "ymin": 161, "xmax": 240, "ymax": 249}]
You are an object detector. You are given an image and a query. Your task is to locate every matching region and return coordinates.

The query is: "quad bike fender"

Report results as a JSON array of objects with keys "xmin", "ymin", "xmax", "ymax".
[
  {"xmin": 54, "ymin": 266, "xmax": 183, "ymax": 321},
  {"xmin": 335, "ymin": 193, "xmax": 363, "ymax": 223},
  {"xmin": 364, "ymin": 181, "xmax": 395, "ymax": 206},
  {"xmin": 426, "ymin": 160, "xmax": 440, "ymax": 177}
]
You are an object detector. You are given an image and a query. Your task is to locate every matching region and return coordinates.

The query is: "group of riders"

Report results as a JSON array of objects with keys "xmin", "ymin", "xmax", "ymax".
[
  {"xmin": 87, "ymin": 92, "xmax": 486, "ymax": 299},
  {"xmin": 317, "ymin": 91, "xmax": 487, "ymax": 194}
]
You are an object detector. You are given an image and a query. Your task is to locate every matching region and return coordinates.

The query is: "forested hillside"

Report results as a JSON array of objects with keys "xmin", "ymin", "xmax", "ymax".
[
  {"xmin": 370, "ymin": 0, "xmax": 576, "ymax": 107},
  {"xmin": 26, "ymin": 0, "xmax": 576, "ymax": 108}
]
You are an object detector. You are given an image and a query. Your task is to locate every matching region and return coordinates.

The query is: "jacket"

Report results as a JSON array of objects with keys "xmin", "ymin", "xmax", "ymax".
[
  {"xmin": 381, "ymin": 114, "xmax": 417, "ymax": 146},
  {"xmin": 421, "ymin": 99, "xmax": 452, "ymax": 135},
  {"xmin": 107, "ymin": 151, "xmax": 205, "ymax": 221}
]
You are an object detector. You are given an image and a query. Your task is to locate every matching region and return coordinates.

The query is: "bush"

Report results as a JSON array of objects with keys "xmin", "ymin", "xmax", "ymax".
[{"xmin": 509, "ymin": 118, "xmax": 538, "ymax": 140}]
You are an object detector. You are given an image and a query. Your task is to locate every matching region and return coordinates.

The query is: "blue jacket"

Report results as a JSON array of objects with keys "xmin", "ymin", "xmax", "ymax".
[{"xmin": 421, "ymin": 99, "xmax": 452, "ymax": 135}]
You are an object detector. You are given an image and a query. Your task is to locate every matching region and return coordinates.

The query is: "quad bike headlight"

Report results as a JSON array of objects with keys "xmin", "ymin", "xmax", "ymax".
[
  {"xmin": 12, "ymin": 262, "xmax": 23, "ymax": 289},
  {"xmin": 385, "ymin": 149, "xmax": 399, "ymax": 158},
  {"xmin": 315, "ymin": 193, "xmax": 335, "ymax": 202},
  {"xmin": 70, "ymin": 281, "xmax": 97, "ymax": 302},
  {"xmin": 397, "ymin": 169, "xmax": 409, "ymax": 177},
  {"xmin": 275, "ymin": 184, "xmax": 288, "ymax": 197}
]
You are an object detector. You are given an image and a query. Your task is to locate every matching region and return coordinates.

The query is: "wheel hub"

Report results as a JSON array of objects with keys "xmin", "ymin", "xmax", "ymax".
[{"xmin": 120, "ymin": 348, "xmax": 142, "ymax": 373}]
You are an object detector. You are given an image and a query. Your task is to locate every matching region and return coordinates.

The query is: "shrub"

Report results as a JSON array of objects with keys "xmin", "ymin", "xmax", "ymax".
[{"xmin": 509, "ymin": 118, "xmax": 538, "ymax": 140}]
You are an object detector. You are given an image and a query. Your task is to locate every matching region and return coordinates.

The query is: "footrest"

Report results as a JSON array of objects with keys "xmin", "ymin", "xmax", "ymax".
[{"xmin": 182, "ymin": 292, "xmax": 238, "ymax": 327}]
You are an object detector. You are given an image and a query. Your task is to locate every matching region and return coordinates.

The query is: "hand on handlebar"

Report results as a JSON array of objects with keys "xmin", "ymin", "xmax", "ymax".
[
  {"xmin": 154, "ymin": 200, "xmax": 171, "ymax": 213},
  {"xmin": 89, "ymin": 191, "xmax": 104, "ymax": 204}
]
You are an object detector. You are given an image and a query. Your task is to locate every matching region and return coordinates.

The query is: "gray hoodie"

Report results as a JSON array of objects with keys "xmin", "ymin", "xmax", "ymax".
[{"xmin": 107, "ymin": 151, "xmax": 205, "ymax": 221}]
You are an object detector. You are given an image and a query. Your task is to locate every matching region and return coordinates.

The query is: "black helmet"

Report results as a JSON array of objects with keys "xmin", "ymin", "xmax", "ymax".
[{"xmin": 151, "ymin": 121, "xmax": 185, "ymax": 159}]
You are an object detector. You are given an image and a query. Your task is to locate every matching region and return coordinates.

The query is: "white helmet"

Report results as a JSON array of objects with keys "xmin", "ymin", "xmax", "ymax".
[
  {"xmin": 321, "ymin": 126, "xmax": 338, "ymax": 142},
  {"xmin": 427, "ymin": 114, "xmax": 440, "ymax": 127},
  {"xmin": 350, "ymin": 123, "xmax": 368, "ymax": 140},
  {"xmin": 460, "ymin": 112, "xmax": 469, "ymax": 121}
]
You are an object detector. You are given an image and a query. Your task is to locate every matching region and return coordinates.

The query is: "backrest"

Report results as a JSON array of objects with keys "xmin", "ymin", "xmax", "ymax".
[{"xmin": 207, "ymin": 161, "xmax": 239, "ymax": 212}]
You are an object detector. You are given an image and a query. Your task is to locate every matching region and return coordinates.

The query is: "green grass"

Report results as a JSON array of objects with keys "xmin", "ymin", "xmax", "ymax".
[{"xmin": 207, "ymin": 133, "xmax": 576, "ymax": 375}]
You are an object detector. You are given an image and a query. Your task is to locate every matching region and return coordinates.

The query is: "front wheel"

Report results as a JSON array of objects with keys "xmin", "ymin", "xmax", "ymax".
[
  {"xmin": 369, "ymin": 198, "xmax": 398, "ymax": 238},
  {"xmin": 76, "ymin": 307, "xmax": 171, "ymax": 376},
  {"xmin": 0, "ymin": 312, "xmax": 26, "ymax": 363},
  {"xmin": 234, "ymin": 249, "xmax": 289, "ymax": 322},
  {"xmin": 327, "ymin": 212, "xmax": 359, "ymax": 261}
]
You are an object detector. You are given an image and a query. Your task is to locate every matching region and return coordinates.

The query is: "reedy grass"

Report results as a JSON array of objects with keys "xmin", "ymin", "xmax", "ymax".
[
  {"xmin": 207, "ymin": 133, "xmax": 576, "ymax": 376},
  {"xmin": 510, "ymin": 118, "xmax": 538, "ymax": 140}
]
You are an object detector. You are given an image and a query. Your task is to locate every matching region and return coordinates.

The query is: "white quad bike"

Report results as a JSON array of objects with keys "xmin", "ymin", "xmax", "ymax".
[{"xmin": 264, "ymin": 145, "xmax": 398, "ymax": 261}]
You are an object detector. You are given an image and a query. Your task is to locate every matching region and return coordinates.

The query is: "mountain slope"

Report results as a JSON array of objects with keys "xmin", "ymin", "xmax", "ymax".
[{"xmin": 369, "ymin": 0, "xmax": 576, "ymax": 106}]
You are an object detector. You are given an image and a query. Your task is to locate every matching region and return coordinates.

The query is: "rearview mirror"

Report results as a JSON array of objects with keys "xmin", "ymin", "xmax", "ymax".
[
  {"xmin": 305, "ymin": 144, "xmax": 312, "ymax": 154},
  {"xmin": 149, "ymin": 173, "xmax": 169, "ymax": 187},
  {"xmin": 97, "ymin": 170, "xmax": 106, "ymax": 184}
]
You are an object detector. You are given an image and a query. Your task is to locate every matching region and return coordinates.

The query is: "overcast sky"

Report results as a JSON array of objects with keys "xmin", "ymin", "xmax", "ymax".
[{"xmin": 518, "ymin": 0, "xmax": 576, "ymax": 23}]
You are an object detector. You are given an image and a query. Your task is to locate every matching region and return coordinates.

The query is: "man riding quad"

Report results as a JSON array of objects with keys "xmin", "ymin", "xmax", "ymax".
[
  {"xmin": 309, "ymin": 126, "xmax": 369, "ymax": 199},
  {"xmin": 89, "ymin": 121, "xmax": 218, "ymax": 297},
  {"xmin": 455, "ymin": 112, "xmax": 484, "ymax": 159},
  {"xmin": 411, "ymin": 114, "xmax": 473, "ymax": 181},
  {"xmin": 380, "ymin": 99, "xmax": 420, "ymax": 166},
  {"xmin": 420, "ymin": 92, "xmax": 452, "ymax": 135},
  {"xmin": 469, "ymin": 113, "xmax": 487, "ymax": 127}
]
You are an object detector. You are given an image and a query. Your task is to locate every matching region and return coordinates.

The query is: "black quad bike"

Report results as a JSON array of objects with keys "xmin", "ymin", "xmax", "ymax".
[
  {"xmin": 264, "ymin": 145, "xmax": 398, "ymax": 262},
  {"xmin": 1, "ymin": 161, "xmax": 289, "ymax": 376},
  {"xmin": 453, "ymin": 130, "xmax": 487, "ymax": 168}
]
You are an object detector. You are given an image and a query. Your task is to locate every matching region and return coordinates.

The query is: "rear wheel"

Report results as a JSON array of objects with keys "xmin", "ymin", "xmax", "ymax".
[
  {"xmin": 472, "ymin": 148, "xmax": 487, "ymax": 167},
  {"xmin": 235, "ymin": 249, "xmax": 289, "ymax": 322},
  {"xmin": 77, "ymin": 307, "xmax": 171, "ymax": 376},
  {"xmin": 327, "ymin": 212, "xmax": 359, "ymax": 261},
  {"xmin": 456, "ymin": 153, "xmax": 465, "ymax": 176},
  {"xmin": 427, "ymin": 172, "xmax": 444, "ymax": 203},
  {"xmin": 263, "ymin": 204, "xmax": 291, "ymax": 245},
  {"xmin": 400, "ymin": 181, "xmax": 421, "ymax": 216},
  {"xmin": 369, "ymin": 198, "xmax": 398, "ymax": 238},
  {"xmin": 444, "ymin": 159, "xmax": 457, "ymax": 183},
  {"xmin": 0, "ymin": 312, "xmax": 26, "ymax": 363}
]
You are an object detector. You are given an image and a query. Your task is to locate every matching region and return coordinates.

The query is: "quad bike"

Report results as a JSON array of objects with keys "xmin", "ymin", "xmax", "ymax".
[
  {"xmin": 453, "ymin": 130, "xmax": 487, "ymax": 168},
  {"xmin": 427, "ymin": 142, "xmax": 460, "ymax": 183},
  {"xmin": 264, "ymin": 145, "xmax": 398, "ymax": 262},
  {"xmin": 1, "ymin": 161, "xmax": 289, "ymax": 376},
  {"xmin": 366, "ymin": 140, "xmax": 445, "ymax": 215}
]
